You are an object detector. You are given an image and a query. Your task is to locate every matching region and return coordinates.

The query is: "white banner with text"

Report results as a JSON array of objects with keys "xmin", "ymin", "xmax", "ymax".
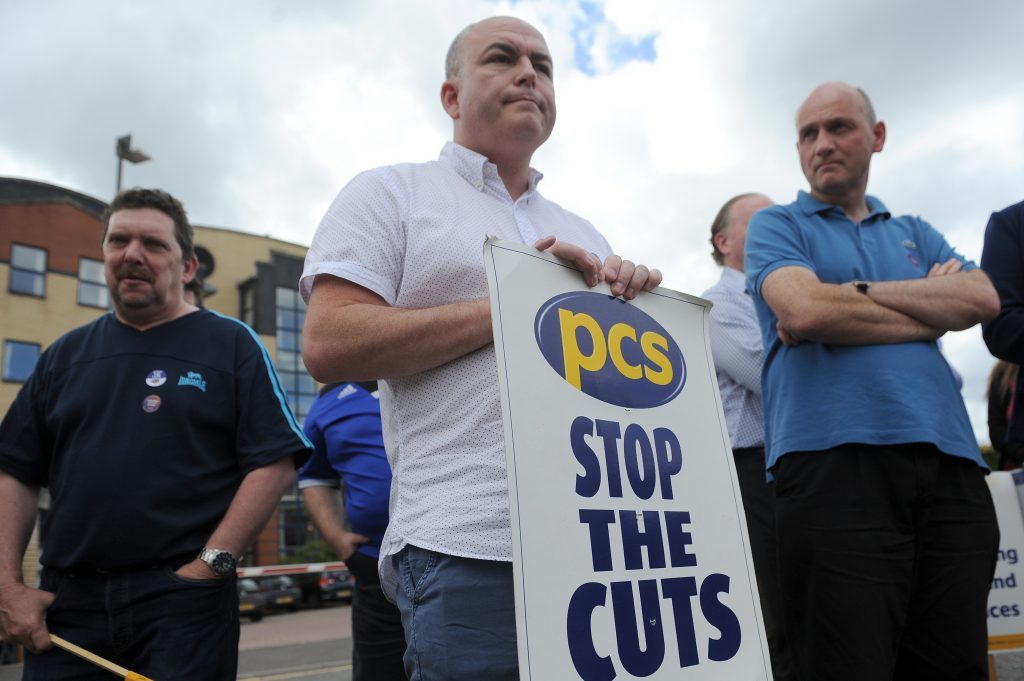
[
  {"xmin": 987, "ymin": 470, "xmax": 1024, "ymax": 652},
  {"xmin": 485, "ymin": 238, "xmax": 771, "ymax": 680}
]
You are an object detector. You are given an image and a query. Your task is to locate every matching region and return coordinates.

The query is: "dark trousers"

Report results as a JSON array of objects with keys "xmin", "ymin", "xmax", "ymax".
[
  {"xmin": 347, "ymin": 551, "xmax": 408, "ymax": 681},
  {"xmin": 733, "ymin": 446, "xmax": 796, "ymax": 681},
  {"xmin": 774, "ymin": 444, "xmax": 999, "ymax": 681},
  {"xmin": 23, "ymin": 567, "xmax": 238, "ymax": 681}
]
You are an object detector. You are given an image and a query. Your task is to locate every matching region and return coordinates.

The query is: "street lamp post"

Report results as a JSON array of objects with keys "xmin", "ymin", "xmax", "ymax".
[{"xmin": 115, "ymin": 134, "xmax": 151, "ymax": 194}]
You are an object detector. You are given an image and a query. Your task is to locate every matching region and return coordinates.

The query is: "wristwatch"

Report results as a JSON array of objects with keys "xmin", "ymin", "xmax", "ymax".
[
  {"xmin": 198, "ymin": 547, "xmax": 237, "ymax": 577},
  {"xmin": 852, "ymin": 280, "xmax": 871, "ymax": 295}
]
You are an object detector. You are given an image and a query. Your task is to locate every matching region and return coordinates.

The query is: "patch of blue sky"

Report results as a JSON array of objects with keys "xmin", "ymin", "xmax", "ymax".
[{"xmin": 570, "ymin": 0, "xmax": 658, "ymax": 76}]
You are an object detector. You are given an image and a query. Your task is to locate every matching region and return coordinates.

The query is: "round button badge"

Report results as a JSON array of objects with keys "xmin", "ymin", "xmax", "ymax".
[{"xmin": 146, "ymin": 370, "xmax": 167, "ymax": 387}]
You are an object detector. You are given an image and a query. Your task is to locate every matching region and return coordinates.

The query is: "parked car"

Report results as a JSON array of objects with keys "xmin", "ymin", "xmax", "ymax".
[
  {"xmin": 259, "ymin": 575, "xmax": 302, "ymax": 612},
  {"xmin": 237, "ymin": 578, "xmax": 266, "ymax": 622},
  {"xmin": 295, "ymin": 568, "xmax": 355, "ymax": 607},
  {"xmin": 318, "ymin": 569, "xmax": 355, "ymax": 605}
]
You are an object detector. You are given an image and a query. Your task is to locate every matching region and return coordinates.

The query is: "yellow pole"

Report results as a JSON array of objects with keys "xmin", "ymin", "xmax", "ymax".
[{"xmin": 50, "ymin": 634, "xmax": 154, "ymax": 680}]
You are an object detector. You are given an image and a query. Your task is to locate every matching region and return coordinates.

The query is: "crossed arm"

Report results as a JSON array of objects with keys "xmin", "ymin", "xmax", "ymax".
[
  {"xmin": 762, "ymin": 259, "xmax": 1000, "ymax": 347},
  {"xmin": 302, "ymin": 236, "xmax": 662, "ymax": 383}
]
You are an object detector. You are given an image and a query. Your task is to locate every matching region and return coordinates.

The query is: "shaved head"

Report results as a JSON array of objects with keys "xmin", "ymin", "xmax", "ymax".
[
  {"xmin": 445, "ymin": 22, "xmax": 475, "ymax": 79},
  {"xmin": 445, "ymin": 16, "xmax": 544, "ymax": 80},
  {"xmin": 440, "ymin": 16, "xmax": 555, "ymax": 167},
  {"xmin": 797, "ymin": 81, "xmax": 876, "ymax": 129},
  {"xmin": 795, "ymin": 80, "xmax": 887, "ymax": 213}
]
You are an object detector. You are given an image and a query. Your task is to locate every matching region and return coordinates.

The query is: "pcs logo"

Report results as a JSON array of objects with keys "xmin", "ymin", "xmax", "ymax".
[{"xmin": 534, "ymin": 292, "xmax": 685, "ymax": 408}]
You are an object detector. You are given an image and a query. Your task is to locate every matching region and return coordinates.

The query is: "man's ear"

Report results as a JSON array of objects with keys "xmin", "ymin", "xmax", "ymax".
[
  {"xmin": 714, "ymin": 230, "xmax": 730, "ymax": 256},
  {"xmin": 441, "ymin": 79, "xmax": 460, "ymax": 120},
  {"xmin": 872, "ymin": 120, "xmax": 886, "ymax": 153},
  {"xmin": 182, "ymin": 255, "xmax": 199, "ymax": 283}
]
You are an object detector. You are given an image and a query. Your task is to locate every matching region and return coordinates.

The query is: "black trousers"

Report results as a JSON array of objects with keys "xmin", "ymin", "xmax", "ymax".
[
  {"xmin": 734, "ymin": 446, "xmax": 796, "ymax": 681},
  {"xmin": 346, "ymin": 551, "xmax": 408, "ymax": 681},
  {"xmin": 24, "ymin": 567, "xmax": 238, "ymax": 681},
  {"xmin": 774, "ymin": 444, "xmax": 999, "ymax": 681}
]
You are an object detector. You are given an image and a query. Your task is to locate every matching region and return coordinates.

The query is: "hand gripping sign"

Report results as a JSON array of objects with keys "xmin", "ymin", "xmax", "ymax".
[{"xmin": 484, "ymin": 239, "xmax": 772, "ymax": 680}]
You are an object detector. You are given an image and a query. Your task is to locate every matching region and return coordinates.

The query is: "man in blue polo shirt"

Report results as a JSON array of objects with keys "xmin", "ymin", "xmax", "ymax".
[
  {"xmin": 745, "ymin": 81, "xmax": 1001, "ymax": 681},
  {"xmin": 300, "ymin": 381, "xmax": 406, "ymax": 681}
]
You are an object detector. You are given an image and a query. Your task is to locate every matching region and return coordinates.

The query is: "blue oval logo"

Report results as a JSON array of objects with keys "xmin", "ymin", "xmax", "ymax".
[{"xmin": 534, "ymin": 292, "xmax": 685, "ymax": 408}]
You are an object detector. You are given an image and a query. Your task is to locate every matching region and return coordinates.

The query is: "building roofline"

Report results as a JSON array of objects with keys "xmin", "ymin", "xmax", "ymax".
[
  {"xmin": 192, "ymin": 223, "xmax": 308, "ymax": 250},
  {"xmin": 0, "ymin": 177, "xmax": 108, "ymax": 218},
  {"xmin": 0, "ymin": 177, "xmax": 309, "ymax": 250}
]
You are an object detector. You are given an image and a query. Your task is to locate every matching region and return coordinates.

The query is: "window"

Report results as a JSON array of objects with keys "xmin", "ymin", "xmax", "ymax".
[
  {"xmin": 9, "ymin": 244, "xmax": 46, "ymax": 297},
  {"xmin": 239, "ymin": 279, "xmax": 256, "ymax": 327},
  {"xmin": 278, "ymin": 498, "xmax": 316, "ymax": 559},
  {"xmin": 275, "ymin": 287, "xmax": 318, "ymax": 421},
  {"xmin": 3, "ymin": 340, "xmax": 40, "ymax": 382},
  {"xmin": 78, "ymin": 258, "xmax": 110, "ymax": 308}
]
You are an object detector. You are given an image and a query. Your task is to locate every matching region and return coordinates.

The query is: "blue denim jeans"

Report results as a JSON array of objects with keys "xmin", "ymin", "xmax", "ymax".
[
  {"xmin": 393, "ymin": 545, "xmax": 518, "ymax": 680},
  {"xmin": 24, "ymin": 566, "xmax": 239, "ymax": 681}
]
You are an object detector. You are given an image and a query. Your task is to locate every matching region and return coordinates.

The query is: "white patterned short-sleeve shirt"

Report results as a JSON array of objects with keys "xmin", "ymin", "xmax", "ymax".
[{"xmin": 301, "ymin": 142, "xmax": 613, "ymax": 597}]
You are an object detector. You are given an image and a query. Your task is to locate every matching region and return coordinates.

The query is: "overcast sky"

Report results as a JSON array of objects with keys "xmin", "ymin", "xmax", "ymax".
[{"xmin": 3, "ymin": 0, "xmax": 1023, "ymax": 442}]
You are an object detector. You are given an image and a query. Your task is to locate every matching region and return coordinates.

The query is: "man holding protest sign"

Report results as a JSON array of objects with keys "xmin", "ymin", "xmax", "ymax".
[
  {"xmin": 745, "ymin": 81, "xmax": 1001, "ymax": 680},
  {"xmin": 301, "ymin": 15, "xmax": 660, "ymax": 679}
]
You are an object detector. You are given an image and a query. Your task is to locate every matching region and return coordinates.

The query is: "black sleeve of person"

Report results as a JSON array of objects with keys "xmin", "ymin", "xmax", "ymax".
[
  {"xmin": 982, "ymin": 202, "xmax": 1024, "ymax": 363},
  {"xmin": 232, "ymin": 325, "xmax": 313, "ymax": 472},
  {"xmin": 989, "ymin": 367, "xmax": 1011, "ymax": 453},
  {"xmin": 0, "ymin": 346, "xmax": 56, "ymax": 487}
]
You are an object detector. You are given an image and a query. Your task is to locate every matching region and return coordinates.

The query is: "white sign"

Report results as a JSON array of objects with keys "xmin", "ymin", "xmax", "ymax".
[
  {"xmin": 988, "ymin": 470, "xmax": 1024, "ymax": 652},
  {"xmin": 485, "ymin": 239, "xmax": 772, "ymax": 680}
]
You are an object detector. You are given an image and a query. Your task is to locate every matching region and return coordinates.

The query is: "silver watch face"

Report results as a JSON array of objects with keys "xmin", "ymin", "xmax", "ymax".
[{"xmin": 205, "ymin": 550, "xmax": 236, "ymax": 576}]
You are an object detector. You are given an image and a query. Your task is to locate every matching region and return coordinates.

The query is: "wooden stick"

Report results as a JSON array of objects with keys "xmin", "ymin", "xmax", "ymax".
[{"xmin": 50, "ymin": 634, "xmax": 153, "ymax": 680}]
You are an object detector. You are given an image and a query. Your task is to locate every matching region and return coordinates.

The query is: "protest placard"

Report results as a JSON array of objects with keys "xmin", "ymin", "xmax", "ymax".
[
  {"xmin": 484, "ymin": 238, "xmax": 772, "ymax": 680},
  {"xmin": 988, "ymin": 470, "xmax": 1024, "ymax": 652}
]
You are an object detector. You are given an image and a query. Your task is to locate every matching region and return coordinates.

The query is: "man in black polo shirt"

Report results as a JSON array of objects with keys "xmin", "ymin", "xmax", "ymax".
[{"xmin": 0, "ymin": 188, "xmax": 311, "ymax": 680}]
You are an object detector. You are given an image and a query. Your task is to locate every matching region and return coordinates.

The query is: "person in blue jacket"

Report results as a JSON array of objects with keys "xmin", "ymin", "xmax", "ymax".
[{"xmin": 300, "ymin": 381, "xmax": 406, "ymax": 681}]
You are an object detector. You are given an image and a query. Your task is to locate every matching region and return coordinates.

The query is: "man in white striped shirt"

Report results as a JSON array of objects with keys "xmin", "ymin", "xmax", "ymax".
[
  {"xmin": 702, "ymin": 193, "xmax": 794, "ymax": 681},
  {"xmin": 302, "ymin": 16, "xmax": 661, "ymax": 681}
]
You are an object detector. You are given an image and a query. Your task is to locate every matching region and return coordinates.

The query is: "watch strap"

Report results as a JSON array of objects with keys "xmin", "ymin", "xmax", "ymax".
[{"xmin": 198, "ymin": 547, "xmax": 237, "ymax": 576}]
